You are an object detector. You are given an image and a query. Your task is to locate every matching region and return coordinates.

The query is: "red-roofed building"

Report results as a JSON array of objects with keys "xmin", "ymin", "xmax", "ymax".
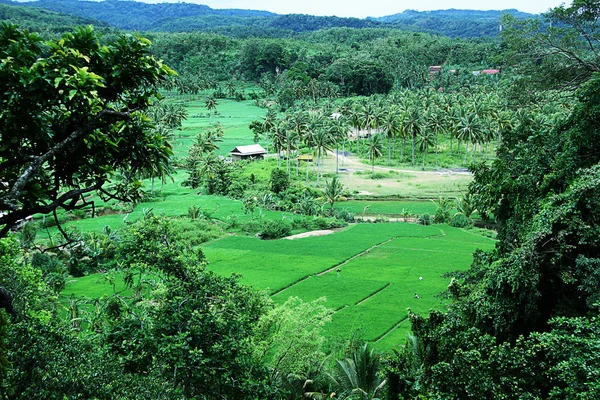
[{"xmin": 481, "ymin": 69, "xmax": 500, "ymax": 75}]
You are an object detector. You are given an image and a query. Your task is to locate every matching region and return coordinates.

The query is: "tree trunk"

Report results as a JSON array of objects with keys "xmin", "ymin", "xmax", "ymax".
[{"xmin": 411, "ymin": 133, "xmax": 416, "ymax": 166}]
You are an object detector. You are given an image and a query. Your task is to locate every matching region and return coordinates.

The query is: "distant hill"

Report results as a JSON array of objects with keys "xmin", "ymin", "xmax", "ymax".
[
  {"xmin": 1, "ymin": 0, "xmax": 535, "ymax": 38},
  {"xmin": 374, "ymin": 9, "xmax": 534, "ymax": 37},
  {"xmin": 0, "ymin": 1, "xmax": 108, "ymax": 33},
  {"xmin": 9, "ymin": 0, "xmax": 278, "ymax": 31}
]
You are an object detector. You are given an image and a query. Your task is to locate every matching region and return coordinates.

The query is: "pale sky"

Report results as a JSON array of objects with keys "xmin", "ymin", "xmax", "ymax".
[{"xmin": 140, "ymin": 0, "xmax": 570, "ymax": 18}]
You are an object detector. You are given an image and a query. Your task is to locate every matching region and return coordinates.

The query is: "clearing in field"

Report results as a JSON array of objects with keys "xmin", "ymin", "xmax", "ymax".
[{"xmin": 204, "ymin": 223, "xmax": 495, "ymax": 350}]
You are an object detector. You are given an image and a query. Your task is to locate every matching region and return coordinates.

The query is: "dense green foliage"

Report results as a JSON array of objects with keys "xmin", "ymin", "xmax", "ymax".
[
  {"xmin": 0, "ymin": 24, "xmax": 174, "ymax": 236},
  {"xmin": 384, "ymin": 2, "xmax": 600, "ymax": 397},
  {"xmin": 2, "ymin": 0, "xmax": 600, "ymax": 398},
  {"xmin": 0, "ymin": 2, "xmax": 108, "ymax": 34}
]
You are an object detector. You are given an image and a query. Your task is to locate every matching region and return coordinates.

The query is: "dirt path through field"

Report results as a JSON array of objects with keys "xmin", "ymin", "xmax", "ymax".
[{"xmin": 328, "ymin": 151, "xmax": 472, "ymax": 176}]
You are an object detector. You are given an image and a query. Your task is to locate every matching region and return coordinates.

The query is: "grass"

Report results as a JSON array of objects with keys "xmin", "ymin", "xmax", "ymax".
[
  {"xmin": 204, "ymin": 223, "xmax": 495, "ymax": 350},
  {"xmin": 335, "ymin": 200, "xmax": 437, "ymax": 216},
  {"xmin": 171, "ymin": 99, "xmax": 266, "ymax": 158}
]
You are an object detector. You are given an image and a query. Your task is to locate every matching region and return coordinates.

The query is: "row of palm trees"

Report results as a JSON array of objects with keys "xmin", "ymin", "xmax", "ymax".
[{"xmin": 253, "ymin": 88, "xmax": 566, "ymax": 175}]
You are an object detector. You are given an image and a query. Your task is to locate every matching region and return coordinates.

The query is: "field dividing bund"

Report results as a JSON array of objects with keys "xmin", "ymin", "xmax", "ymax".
[{"xmin": 204, "ymin": 223, "xmax": 495, "ymax": 350}]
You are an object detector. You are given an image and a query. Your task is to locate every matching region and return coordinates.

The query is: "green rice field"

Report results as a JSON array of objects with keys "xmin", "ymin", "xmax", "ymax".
[{"xmin": 204, "ymin": 223, "xmax": 495, "ymax": 350}]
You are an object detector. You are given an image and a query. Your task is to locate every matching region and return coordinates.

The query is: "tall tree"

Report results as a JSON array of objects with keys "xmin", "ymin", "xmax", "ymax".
[
  {"xmin": 366, "ymin": 134, "xmax": 384, "ymax": 178},
  {"xmin": 0, "ymin": 24, "xmax": 174, "ymax": 237}
]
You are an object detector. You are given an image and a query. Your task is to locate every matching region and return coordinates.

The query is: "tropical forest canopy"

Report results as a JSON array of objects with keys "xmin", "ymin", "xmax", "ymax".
[{"xmin": 1, "ymin": 0, "xmax": 600, "ymax": 398}]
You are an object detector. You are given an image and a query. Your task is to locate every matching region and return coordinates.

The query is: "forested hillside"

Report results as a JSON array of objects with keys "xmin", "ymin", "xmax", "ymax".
[
  {"xmin": 1, "ymin": 0, "xmax": 532, "ymax": 37},
  {"xmin": 376, "ymin": 9, "xmax": 532, "ymax": 37},
  {"xmin": 0, "ymin": 1, "xmax": 108, "ymax": 33}
]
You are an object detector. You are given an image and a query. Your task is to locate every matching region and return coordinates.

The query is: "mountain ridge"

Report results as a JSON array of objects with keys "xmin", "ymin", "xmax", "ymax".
[{"xmin": 0, "ymin": 0, "xmax": 536, "ymax": 37}]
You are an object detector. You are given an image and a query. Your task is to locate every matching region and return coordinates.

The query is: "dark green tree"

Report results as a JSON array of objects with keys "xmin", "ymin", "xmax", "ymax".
[{"xmin": 0, "ymin": 24, "xmax": 174, "ymax": 237}]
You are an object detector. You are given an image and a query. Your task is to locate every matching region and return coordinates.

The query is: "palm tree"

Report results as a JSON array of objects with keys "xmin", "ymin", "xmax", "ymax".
[
  {"xmin": 366, "ymin": 134, "xmax": 384, "ymax": 178},
  {"xmin": 314, "ymin": 128, "xmax": 333, "ymax": 184},
  {"xmin": 348, "ymin": 104, "xmax": 363, "ymax": 154},
  {"xmin": 132, "ymin": 128, "xmax": 174, "ymax": 194},
  {"xmin": 329, "ymin": 115, "xmax": 350, "ymax": 173},
  {"xmin": 380, "ymin": 108, "xmax": 401, "ymax": 166},
  {"xmin": 417, "ymin": 130, "xmax": 435, "ymax": 170},
  {"xmin": 323, "ymin": 175, "xmax": 344, "ymax": 212},
  {"xmin": 283, "ymin": 124, "xmax": 300, "ymax": 178},
  {"xmin": 426, "ymin": 110, "xmax": 446, "ymax": 167},
  {"xmin": 456, "ymin": 113, "xmax": 484, "ymax": 165},
  {"xmin": 204, "ymin": 95, "xmax": 217, "ymax": 121},
  {"xmin": 329, "ymin": 343, "xmax": 386, "ymax": 400},
  {"xmin": 456, "ymin": 192, "xmax": 476, "ymax": 218},
  {"xmin": 262, "ymin": 107, "xmax": 278, "ymax": 153},
  {"xmin": 225, "ymin": 80, "xmax": 237, "ymax": 98},
  {"xmin": 403, "ymin": 108, "xmax": 422, "ymax": 167}
]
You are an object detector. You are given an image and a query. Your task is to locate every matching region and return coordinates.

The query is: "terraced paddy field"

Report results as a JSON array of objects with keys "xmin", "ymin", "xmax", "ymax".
[
  {"xmin": 204, "ymin": 223, "xmax": 495, "ymax": 350},
  {"xmin": 335, "ymin": 200, "xmax": 438, "ymax": 217}
]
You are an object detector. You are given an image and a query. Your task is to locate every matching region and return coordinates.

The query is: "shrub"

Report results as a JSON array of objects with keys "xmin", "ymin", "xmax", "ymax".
[
  {"xmin": 333, "ymin": 208, "xmax": 355, "ymax": 223},
  {"xmin": 419, "ymin": 214, "xmax": 431, "ymax": 225},
  {"xmin": 450, "ymin": 213, "xmax": 472, "ymax": 228},
  {"xmin": 259, "ymin": 219, "xmax": 292, "ymax": 240},
  {"xmin": 188, "ymin": 205, "xmax": 202, "ymax": 220},
  {"xmin": 30, "ymin": 251, "xmax": 68, "ymax": 293},
  {"xmin": 270, "ymin": 168, "xmax": 289, "ymax": 194},
  {"xmin": 434, "ymin": 207, "xmax": 451, "ymax": 224},
  {"xmin": 226, "ymin": 179, "xmax": 248, "ymax": 199},
  {"xmin": 371, "ymin": 172, "xmax": 389, "ymax": 180},
  {"xmin": 313, "ymin": 217, "xmax": 344, "ymax": 230}
]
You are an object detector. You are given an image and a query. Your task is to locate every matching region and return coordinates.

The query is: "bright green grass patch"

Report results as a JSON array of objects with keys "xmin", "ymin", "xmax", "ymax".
[
  {"xmin": 207, "ymin": 224, "xmax": 494, "ymax": 350},
  {"xmin": 172, "ymin": 99, "xmax": 266, "ymax": 158},
  {"xmin": 336, "ymin": 201, "xmax": 437, "ymax": 216},
  {"xmin": 204, "ymin": 223, "xmax": 443, "ymax": 293},
  {"xmin": 61, "ymin": 272, "xmax": 130, "ymax": 300}
]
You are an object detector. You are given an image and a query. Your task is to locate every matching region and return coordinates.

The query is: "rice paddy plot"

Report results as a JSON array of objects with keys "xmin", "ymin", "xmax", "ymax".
[
  {"xmin": 204, "ymin": 223, "xmax": 442, "ymax": 293},
  {"xmin": 206, "ymin": 224, "xmax": 494, "ymax": 350},
  {"xmin": 336, "ymin": 200, "xmax": 438, "ymax": 216}
]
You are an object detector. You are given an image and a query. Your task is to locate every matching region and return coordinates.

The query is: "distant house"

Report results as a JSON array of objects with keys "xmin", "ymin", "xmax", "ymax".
[
  {"xmin": 429, "ymin": 66, "xmax": 442, "ymax": 74},
  {"xmin": 230, "ymin": 144, "xmax": 266, "ymax": 161},
  {"xmin": 481, "ymin": 69, "xmax": 501, "ymax": 75},
  {"xmin": 297, "ymin": 154, "xmax": 314, "ymax": 162}
]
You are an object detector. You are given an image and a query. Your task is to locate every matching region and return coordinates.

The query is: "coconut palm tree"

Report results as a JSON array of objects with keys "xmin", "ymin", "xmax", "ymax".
[
  {"xmin": 272, "ymin": 120, "xmax": 287, "ymax": 168},
  {"xmin": 417, "ymin": 130, "xmax": 435, "ymax": 170},
  {"xmin": 456, "ymin": 113, "xmax": 484, "ymax": 165},
  {"xmin": 314, "ymin": 128, "xmax": 333, "ymax": 184},
  {"xmin": 329, "ymin": 115, "xmax": 350, "ymax": 173},
  {"xmin": 380, "ymin": 108, "xmax": 402, "ymax": 166},
  {"xmin": 403, "ymin": 108, "xmax": 422, "ymax": 167},
  {"xmin": 204, "ymin": 95, "xmax": 217, "ymax": 121},
  {"xmin": 323, "ymin": 175, "xmax": 344, "ymax": 212},
  {"xmin": 329, "ymin": 343, "xmax": 386, "ymax": 400},
  {"xmin": 426, "ymin": 109, "xmax": 446, "ymax": 167},
  {"xmin": 366, "ymin": 134, "xmax": 384, "ymax": 178},
  {"xmin": 262, "ymin": 107, "xmax": 278, "ymax": 152}
]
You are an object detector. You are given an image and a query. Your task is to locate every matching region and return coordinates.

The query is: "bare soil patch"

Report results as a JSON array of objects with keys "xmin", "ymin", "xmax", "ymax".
[{"xmin": 283, "ymin": 229, "xmax": 335, "ymax": 240}]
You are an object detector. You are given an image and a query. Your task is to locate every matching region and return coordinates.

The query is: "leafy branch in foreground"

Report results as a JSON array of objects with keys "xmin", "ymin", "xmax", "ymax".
[{"xmin": 0, "ymin": 23, "xmax": 175, "ymax": 237}]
